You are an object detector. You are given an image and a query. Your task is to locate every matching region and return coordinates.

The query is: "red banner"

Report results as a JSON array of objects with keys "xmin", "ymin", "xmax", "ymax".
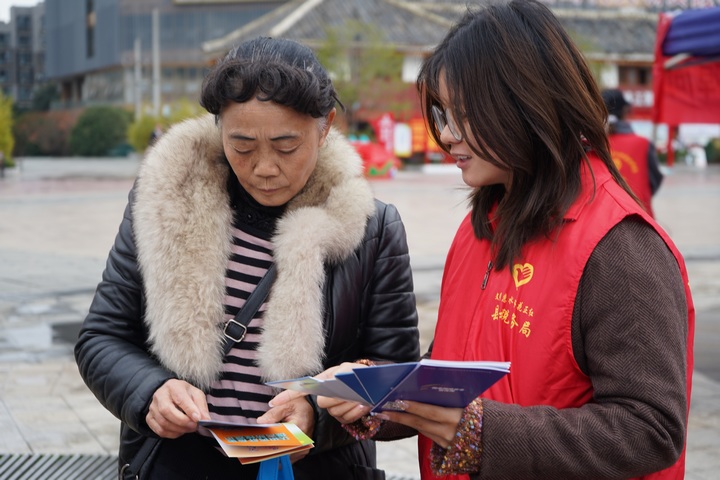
[{"xmin": 370, "ymin": 113, "xmax": 395, "ymax": 153}]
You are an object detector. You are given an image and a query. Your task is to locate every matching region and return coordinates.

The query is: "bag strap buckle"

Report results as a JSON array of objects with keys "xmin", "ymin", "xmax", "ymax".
[
  {"xmin": 223, "ymin": 319, "xmax": 248, "ymax": 343},
  {"xmin": 119, "ymin": 463, "xmax": 139, "ymax": 480}
]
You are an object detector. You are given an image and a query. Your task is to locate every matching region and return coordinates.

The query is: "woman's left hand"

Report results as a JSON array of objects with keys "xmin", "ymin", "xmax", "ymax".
[
  {"xmin": 376, "ymin": 401, "xmax": 463, "ymax": 448},
  {"xmin": 265, "ymin": 362, "xmax": 373, "ymax": 425},
  {"xmin": 257, "ymin": 396, "xmax": 315, "ymax": 463}
]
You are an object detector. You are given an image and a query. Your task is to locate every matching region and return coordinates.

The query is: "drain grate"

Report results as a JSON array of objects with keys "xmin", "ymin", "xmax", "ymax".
[
  {"xmin": 0, "ymin": 454, "xmax": 419, "ymax": 480},
  {"xmin": 0, "ymin": 454, "xmax": 116, "ymax": 480}
]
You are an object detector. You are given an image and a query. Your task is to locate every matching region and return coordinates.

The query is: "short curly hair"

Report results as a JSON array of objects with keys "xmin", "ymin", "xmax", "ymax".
[{"xmin": 201, "ymin": 36, "xmax": 342, "ymax": 120}]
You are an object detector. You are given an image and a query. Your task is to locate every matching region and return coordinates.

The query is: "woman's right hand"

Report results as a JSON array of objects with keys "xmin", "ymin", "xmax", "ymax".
[{"xmin": 146, "ymin": 379, "xmax": 211, "ymax": 438}]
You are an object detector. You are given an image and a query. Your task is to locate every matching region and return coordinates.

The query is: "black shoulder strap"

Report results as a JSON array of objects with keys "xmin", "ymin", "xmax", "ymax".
[
  {"xmin": 122, "ymin": 264, "xmax": 277, "ymax": 479},
  {"xmin": 222, "ymin": 263, "xmax": 277, "ymax": 356}
]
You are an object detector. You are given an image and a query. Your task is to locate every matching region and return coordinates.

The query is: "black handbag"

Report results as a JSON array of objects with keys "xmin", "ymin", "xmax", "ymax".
[{"xmin": 119, "ymin": 264, "xmax": 277, "ymax": 479}]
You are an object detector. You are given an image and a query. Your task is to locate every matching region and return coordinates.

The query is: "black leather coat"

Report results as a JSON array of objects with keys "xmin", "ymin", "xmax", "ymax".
[{"xmin": 74, "ymin": 117, "xmax": 420, "ymax": 480}]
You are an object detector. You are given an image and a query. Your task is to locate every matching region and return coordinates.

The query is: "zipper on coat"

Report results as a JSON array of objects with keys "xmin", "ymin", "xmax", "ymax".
[{"xmin": 481, "ymin": 261, "xmax": 493, "ymax": 290}]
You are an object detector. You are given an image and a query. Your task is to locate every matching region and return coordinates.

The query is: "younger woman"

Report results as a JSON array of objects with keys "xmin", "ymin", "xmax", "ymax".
[{"xmin": 272, "ymin": 1, "xmax": 695, "ymax": 478}]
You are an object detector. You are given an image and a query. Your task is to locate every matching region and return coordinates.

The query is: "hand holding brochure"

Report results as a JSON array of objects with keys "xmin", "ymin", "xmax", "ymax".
[
  {"xmin": 266, "ymin": 359, "xmax": 510, "ymax": 412},
  {"xmin": 199, "ymin": 420, "xmax": 313, "ymax": 464}
]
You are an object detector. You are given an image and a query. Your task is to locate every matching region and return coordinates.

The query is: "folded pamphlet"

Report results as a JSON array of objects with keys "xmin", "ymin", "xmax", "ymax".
[
  {"xmin": 266, "ymin": 358, "xmax": 510, "ymax": 412},
  {"xmin": 199, "ymin": 420, "xmax": 313, "ymax": 464}
]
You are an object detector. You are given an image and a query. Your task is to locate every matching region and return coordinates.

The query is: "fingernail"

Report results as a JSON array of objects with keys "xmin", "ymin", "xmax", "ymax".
[
  {"xmin": 191, "ymin": 412, "xmax": 200, "ymax": 421},
  {"xmin": 268, "ymin": 401, "xmax": 275, "ymax": 407},
  {"xmin": 372, "ymin": 412, "xmax": 390, "ymax": 421}
]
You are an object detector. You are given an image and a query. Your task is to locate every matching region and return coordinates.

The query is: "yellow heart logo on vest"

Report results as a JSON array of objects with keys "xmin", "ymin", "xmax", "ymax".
[
  {"xmin": 612, "ymin": 151, "xmax": 639, "ymax": 174},
  {"xmin": 512, "ymin": 263, "xmax": 534, "ymax": 288}
]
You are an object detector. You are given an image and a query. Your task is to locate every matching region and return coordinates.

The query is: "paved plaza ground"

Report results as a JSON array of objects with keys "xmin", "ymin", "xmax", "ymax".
[{"xmin": 1, "ymin": 157, "xmax": 719, "ymax": 479}]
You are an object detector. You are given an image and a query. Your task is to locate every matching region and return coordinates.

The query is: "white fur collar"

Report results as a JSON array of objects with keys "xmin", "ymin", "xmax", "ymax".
[{"xmin": 133, "ymin": 114, "xmax": 375, "ymax": 389}]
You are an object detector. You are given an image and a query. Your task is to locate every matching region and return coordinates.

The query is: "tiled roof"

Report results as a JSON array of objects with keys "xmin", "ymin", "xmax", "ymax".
[
  {"xmin": 202, "ymin": 0, "xmax": 452, "ymax": 54},
  {"xmin": 203, "ymin": 0, "xmax": 659, "ymax": 61},
  {"xmin": 553, "ymin": 9, "xmax": 658, "ymax": 60}
]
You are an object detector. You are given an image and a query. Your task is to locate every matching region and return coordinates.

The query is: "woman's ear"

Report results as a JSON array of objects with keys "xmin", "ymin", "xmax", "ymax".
[{"xmin": 319, "ymin": 108, "xmax": 337, "ymax": 147}]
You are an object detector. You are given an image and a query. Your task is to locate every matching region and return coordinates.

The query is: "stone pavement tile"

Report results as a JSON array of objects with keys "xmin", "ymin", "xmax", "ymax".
[
  {"xmin": 377, "ymin": 437, "xmax": 420, "ymax": 478},
  {"xmin": 0, "ymin": 252, "xmax": 104, "ymax": 301},
  {"xmin": 64, "ymin": 393, "xmax": 119, "ymax": 454},
  {"xmin": 0, "ymin": 162, "xmax": 717, "ymax": 477},
  {"xmin": 0, "ymin": 361, "xmax": 11, "ymax": 387},
  {"xmin": 1, "ymin": 362, "xmax": 64, "ymax": 396},
  {"xmin": 685, "ymin": 372, "xmax": 720, "ymax": 478},
  {"xmin": 52, "ymin": 362, "xmax": 93, "ymax": 396},
  {"xmin": 686, "ymin": 470, "xmax": 718, "ymax": 480},
  {"xmin": 0, "ymin": 400, "xmax": 30, "ymax": 454},
  {"xmin": 4, "ymin": 396, "xmax": 106, "ymax": 455},
  {"xmin": 416, "ymin": 300, "xmax": 440, "ymax": 353}
]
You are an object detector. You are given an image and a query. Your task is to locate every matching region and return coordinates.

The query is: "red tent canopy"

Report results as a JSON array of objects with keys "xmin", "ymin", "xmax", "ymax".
[{"xmin": 652, "ymin": 7, "xmax": 720, "ymax": 164}]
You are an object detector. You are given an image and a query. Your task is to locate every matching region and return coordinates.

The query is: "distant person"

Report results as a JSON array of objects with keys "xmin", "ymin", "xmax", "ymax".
[
  {"xmin": 74, "ymin": 36, "xmax": 419, "ymax": 479},
  {"xmin": 148, "ymin": 123, "xmax": 164, "ymax": 146},
  {"xmin": 602, "ymin": 88, "xmax": 664, "ymax": 218},
  {"xmin": 0, "ymin": 151, "xmax": 5, "ymax": 178}
]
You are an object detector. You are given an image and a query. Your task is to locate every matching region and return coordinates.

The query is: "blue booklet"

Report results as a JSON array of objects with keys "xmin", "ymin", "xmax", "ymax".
[{"xmin": 266, "ymin": 359, "xmax": 510, "ymax": 412}]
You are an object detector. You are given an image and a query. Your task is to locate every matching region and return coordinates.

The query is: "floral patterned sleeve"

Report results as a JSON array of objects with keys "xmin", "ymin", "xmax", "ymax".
[{"xmin": 430, "ymin": 398, "xmax": 484, "ymax": 476}]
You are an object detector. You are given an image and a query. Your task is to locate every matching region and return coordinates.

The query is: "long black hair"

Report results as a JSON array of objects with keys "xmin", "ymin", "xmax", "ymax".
[{"xmin": 418, "ymin": 0, "xmax": 634, "ymax": 270}]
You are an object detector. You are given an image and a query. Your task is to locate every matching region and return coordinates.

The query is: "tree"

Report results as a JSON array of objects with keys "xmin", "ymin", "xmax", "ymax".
[
  {"xmin": 167, "ymin": 97, "xmax": 205, "ymax": 125},
  {"xmin": 315, "ymin": 20, "xmax": 411, "ymax": 134},
  {"xmin": 0, "ymin": 92, "xmax": 14, "ymax": 167},
  {"xmin": 128, "ymin": 114, "xmax": 161, "ymax": 152}
]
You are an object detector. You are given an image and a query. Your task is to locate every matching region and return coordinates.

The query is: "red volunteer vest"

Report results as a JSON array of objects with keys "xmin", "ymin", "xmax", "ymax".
[
  {"xmin": 419, "ymin": 156, "xmax": 695, "ymax": 480},
  {"xmin": 609, "ymin": 133, "xmax": 655, "ymax": 218}
]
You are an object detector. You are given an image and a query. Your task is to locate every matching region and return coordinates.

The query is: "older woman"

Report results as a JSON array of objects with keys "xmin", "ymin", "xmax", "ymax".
[{"xmin": 75, "ymin": 36, "xmax": 419, "ymax": 479}]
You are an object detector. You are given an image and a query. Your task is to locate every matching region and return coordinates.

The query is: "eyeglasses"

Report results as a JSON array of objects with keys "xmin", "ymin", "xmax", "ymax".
[{"xmin": 431, "ymin": 105, "xmax": 462, "ymax": 141}]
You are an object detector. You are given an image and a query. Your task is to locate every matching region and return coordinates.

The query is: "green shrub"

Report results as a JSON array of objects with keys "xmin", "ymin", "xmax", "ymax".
[
  {"xmin": 128, "ymin": 99, "xmax": 204, "ymax": 152},
  {"xmin": 705, "ymin": 138, "xmax": 720, "ymax": 164},
  {"xmin": 70, "ymin": 106, "xmax": 133, "ymax": 156}
]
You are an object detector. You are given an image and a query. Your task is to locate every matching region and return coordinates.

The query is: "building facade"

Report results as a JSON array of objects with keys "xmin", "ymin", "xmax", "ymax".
[
  {"xmin": 0, "ymin": 3, "xmax": 46, "ymax": 109},
  {"xmin": 0, "ymin": 22, "xmax": 11, "ymax": 98},
  {"xmin": 15, "ymin": 0, "xmax": 720, "ymax": 121},
  {"xmin": 44, "ymin": 0, "xmax": 286, "ymax": 112},
  {"xmin": 204, "ymin": 0, "xmax": 720, "ymax": 122},
  {"xmin": 201, "ymin": 0, "xmax": 720, "ymax": 161}
]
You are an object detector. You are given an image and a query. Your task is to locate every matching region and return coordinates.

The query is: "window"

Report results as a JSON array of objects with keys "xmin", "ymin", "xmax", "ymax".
[
  {"xmin": 19, "ymin": 87, "xmax": 32, "ymax": 101},
  {"xmin": 618, "ymin": 66, "xmax": 652, "ymax": 87},
  {"xmin": 86, "ymin": 0, "xmax": 95, "ymax": 58},
  {"xmin": 17, "ymin": 15, "xmax": 31, "ymax": 30}
]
